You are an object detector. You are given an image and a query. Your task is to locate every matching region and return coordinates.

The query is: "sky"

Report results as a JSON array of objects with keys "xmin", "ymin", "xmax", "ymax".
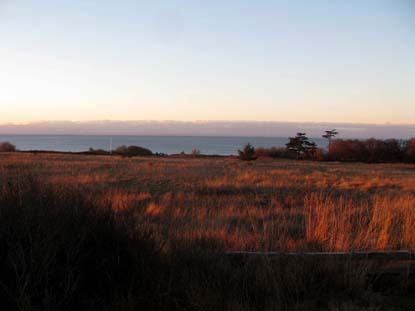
[{"xmin": 0, "ymin": 0, "xmax": 414, "ymax": 124}]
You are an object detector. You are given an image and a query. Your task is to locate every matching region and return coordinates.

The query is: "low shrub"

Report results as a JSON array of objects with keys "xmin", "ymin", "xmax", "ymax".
[
  {"xmin": 328, "ymin": 138, "xmax": 406, "ymax": 163},
  {"xmin": 86, "ymin": 147, "xmax": 110, "ymax": 155},
  {"xmin": 0, "ymin": 141, "xmax": 16, "ymax": 152},
  {"xmin": 114, "ymin": 145, "xmax": 153, "ymax": 157}
]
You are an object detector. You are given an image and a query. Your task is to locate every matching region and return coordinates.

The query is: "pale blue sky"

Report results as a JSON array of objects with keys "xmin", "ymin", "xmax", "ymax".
[{"xmin": 0, "ymin": 0, "xmax": 414, "ymax": 124}]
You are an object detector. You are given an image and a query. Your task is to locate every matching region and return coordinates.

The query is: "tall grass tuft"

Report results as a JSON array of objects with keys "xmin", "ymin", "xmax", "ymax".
[{"xmin": 0, "ymin": 170, "xmax": 162, "ymax": 310}]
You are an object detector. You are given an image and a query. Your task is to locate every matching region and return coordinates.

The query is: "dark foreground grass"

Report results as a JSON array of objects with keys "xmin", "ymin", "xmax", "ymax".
[{"xmin": 0, "ymin": 170, "xmax": 411, "ymax": 311}]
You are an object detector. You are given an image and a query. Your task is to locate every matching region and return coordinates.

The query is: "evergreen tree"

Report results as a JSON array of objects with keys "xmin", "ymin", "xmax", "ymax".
[
  {"xmin": 238, "ymin": 143, "xmax": 257, "ymax": 161},
  {"xmin": 286, "ymin": 133, "xmax": 317, "ymax": 159}
]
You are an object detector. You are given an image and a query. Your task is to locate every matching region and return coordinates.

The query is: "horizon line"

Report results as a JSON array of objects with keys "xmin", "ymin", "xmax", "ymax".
[{"xmin": 2, "ymin": 120, "xmax": 415, "ymax": 126}]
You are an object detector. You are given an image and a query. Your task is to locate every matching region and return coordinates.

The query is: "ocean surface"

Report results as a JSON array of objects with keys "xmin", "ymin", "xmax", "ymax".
[{"xmin": 0, "ymin": 135, "xmax": 327, "ymax": 155}]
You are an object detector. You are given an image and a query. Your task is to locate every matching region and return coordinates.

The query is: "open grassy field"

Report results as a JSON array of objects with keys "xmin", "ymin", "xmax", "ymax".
[
  {"xmin": 1, "ymin": 152, "xmax": 414, "ymax": 253},
  {"xmin": 1, "ymin": 152, "xmax": 415, "ymax": 310}
]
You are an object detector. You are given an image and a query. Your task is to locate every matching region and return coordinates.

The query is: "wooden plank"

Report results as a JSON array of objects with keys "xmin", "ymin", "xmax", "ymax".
[
  {"xmin": 226, "ymin": 251, "xmax": 415, "ymax": 280},
  {"xmin": 226, "ymin": 251, "xmax": 413, "ymax": 261}
]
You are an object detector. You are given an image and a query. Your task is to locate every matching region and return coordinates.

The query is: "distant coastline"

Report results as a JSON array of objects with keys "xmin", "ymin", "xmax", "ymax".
[{"xmin": 1, "ymin": 120, "xmax": 414, "ymax": 139}]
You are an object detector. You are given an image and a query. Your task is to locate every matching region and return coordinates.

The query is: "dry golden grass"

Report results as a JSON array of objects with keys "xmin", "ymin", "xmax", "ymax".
[{"xmin": 1, "ymin": 152, "xmax": 414, "ymax": 252}]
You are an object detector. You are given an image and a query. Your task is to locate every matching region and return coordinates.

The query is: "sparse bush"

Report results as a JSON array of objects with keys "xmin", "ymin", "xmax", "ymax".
[
  {"xmin": 191, "ymin": 148, "xmax": 201, "ymax": 156},
  {"xmin": 86, "ymin": 147, "xmax": 109, "ymax": 155},
  {"xmin": 0, "ymin": 141, "xmax": 16, "ymax": 152},
  {"xmin": 238, "ymin": 143, "xmax": 257, "ymax": 161}
]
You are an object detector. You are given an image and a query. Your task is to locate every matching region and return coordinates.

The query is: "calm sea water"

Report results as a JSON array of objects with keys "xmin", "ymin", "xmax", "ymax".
[{"xmin": 0, "ymin": 135, "xmax": 327, "ymax": 155}]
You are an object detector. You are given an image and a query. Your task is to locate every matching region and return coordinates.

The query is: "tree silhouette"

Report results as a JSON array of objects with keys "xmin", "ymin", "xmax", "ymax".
[
  {"xmin": 286, "ymin": 133, "xmax": 317, "ymax": 159},
  {"xmin": 322, "ymin": 129, "xmax": 338, "ymax": 151},
  {"xmin": 238, "ymin": 143, "xmax": 257, "ymax": 161}
]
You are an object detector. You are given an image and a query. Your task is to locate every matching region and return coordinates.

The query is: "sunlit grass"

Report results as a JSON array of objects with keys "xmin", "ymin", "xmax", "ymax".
[{"xmin": 1, "ymin": 152, "xmax": 414, "ymax": 252}]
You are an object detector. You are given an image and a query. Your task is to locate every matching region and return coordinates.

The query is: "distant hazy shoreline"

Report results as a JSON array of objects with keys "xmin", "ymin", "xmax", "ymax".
[{"xmin": 1, "ymin": 121, "xmax": 414, "ymax": 139}]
